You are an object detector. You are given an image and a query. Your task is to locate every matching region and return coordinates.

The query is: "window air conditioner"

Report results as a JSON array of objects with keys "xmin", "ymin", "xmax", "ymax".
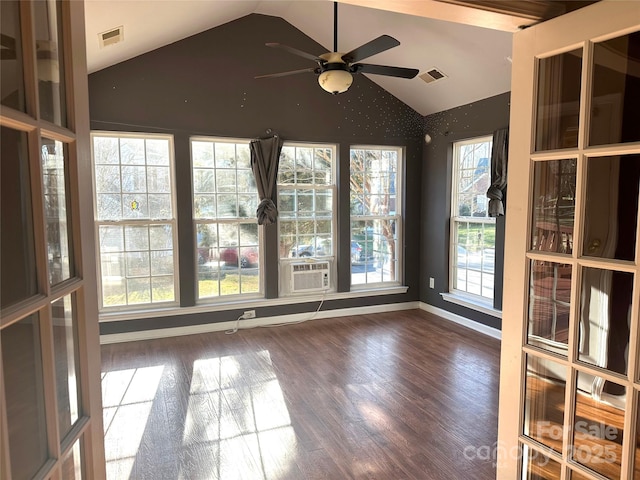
[{"xmin": 290, "ymin": 261, "xmax": 330, "ymax": 293}]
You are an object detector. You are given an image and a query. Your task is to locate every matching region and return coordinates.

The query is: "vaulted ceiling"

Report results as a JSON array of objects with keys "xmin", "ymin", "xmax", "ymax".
[{"xmin": 84, "ymin": 0, "xmax": 597, "ymax": 116}]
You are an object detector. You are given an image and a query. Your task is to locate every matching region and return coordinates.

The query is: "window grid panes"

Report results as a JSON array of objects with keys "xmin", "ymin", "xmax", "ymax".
[
  {"xmin": 350, "ymin": 146, "xmax": 402, "ymax": 286},
  {"xmin": 535, "ymin": 49, "xmax": 583, "ymax": 152},
  {"xmin": 278, "ymin": 144, "xmax": 335, "ymax": 260},
  {"xmin": 61, "ymin": 437, "xmax": 84, "ymax": 480},
  {"xmin": 589, "ymin": 32, "xmax": 640, "ymax": 146},
  {"xmin": 513, "ymin": 24, "xmax": 640, "ymax": 480},
  {"xmin": 522, "ymin": 444, "xmax": 562, "ymax": 479},
  {"xmin": 2, "ymin": 3, "xmax": 100, "ymax": 479},
  {"xmin": 527, "ymin": 260, "xmax": 572, "ymax": 350},
  {"xmin": 192, "ymin": 138, "xmax": 260, "ymax": 300},
  {"xmin": 42, "ymin": 137, "xmax": 73, "ymax": 284},
  {"xmin": 523, "ymin": 354, "xmax": 567, "ymax": 453},
  {"xmin": 92, "ymin": 133, "xmax": 178, "ymax": 309},
  {"xmin": 1, "ymin": 126, "xmax": 37, "ymax": 309},
  {"xmin": 34, "ymin": 0, "xmax": 67, "ymax": 126},
  {"xmin": 450, "ymin": 137, "xmax": 495, "ymax": 300},
  {"xmin": 0, "ymin": 1, "xmax": 26, "ymax": 111},
  {"xmin": 2, "ymin": 313, "xmax": 49, "ymax": 480},
  {"xmin": 52, "ymin": 294, "xmax": 80, "ymax": 441},
  {"xmin": 571, "ymin": 371, "xmax": 625, "ymax": 478},
  {"xmin": 583, "ymin": 154, "xmax": 639, "ymax": 261}
]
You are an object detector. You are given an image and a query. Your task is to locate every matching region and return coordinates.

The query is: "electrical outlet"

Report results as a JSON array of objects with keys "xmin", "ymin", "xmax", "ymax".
[
  {"xmin": 429, "ymin": 277, "xmax": 435, "ymax": 289},
  {"xmin": 243, "ymin": 310, "xmax": 256, "ymax": 319}
]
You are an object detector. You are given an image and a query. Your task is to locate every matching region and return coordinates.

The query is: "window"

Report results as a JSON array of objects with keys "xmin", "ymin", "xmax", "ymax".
[
  {"xmin": 278, "ymin": 143, "xmax": 336, "ymax": 261},
  {"xmin": 192, "ymin": 138, "xmax": 260, "ymax": 300},
  {"xmin": 92, "ymin": 133, "xmax": 178, "ymax": 309},
  {"xmin": 450, "ymin": 136, "xmax": 495, "ymax": 301},
  {"xmin": 350, "ymin": 146, "xmax": 402, "ymax": 286}
]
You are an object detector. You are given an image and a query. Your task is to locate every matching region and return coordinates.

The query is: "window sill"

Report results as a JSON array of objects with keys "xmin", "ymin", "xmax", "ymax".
[
  {"xmin": 440, "ymin": 292, "xmax": 502, "ymax": 319},
  {"xmin": 99, "ymin": 285, "xmax": 409, "ymax": 323}
]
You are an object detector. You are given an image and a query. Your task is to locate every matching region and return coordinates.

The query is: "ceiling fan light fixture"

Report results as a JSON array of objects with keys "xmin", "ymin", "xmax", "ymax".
[
  {"xmin": 258, "ymin": 2, "xmax": 416, "ymax": 92},
  {"xmin": 318, "ymin": 69, "xmax": 353, "ymax": 94}
]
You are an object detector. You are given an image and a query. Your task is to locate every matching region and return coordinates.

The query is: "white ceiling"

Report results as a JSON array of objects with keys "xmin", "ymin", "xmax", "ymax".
[{"xmin": 83, "ymin": 0, "xmax": 514, "ymax": 116}]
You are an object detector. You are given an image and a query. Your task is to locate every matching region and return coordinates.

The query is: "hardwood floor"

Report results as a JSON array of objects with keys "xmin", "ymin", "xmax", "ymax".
[{"xmin": 100, "ymin": 309, "xmax": 501, "ymax": 480}]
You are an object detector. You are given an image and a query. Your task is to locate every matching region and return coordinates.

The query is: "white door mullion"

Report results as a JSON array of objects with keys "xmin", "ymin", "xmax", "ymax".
[{"xmin": 497, "ymin": 15, "xmax": 536, "ymax": 477}]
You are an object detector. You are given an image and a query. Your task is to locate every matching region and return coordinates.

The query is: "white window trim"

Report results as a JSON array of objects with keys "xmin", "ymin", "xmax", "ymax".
[
  {"xmin": 193, "ymin": 218, "xmax": 264, "ymax": 301},
  {"xmin": 350, "ymin": 145, "xmax": 404, "ymax": 287},
  {"xmin": 440, "ymin": 292, "xmax": 502, "ymax": 318},
  {"xmin": 91, "ymin": 131, "xmax": 180, "ymax": 311},
  {"xmin": 349, "ymin": 211, "xmax": 404, "ymax": 290},
  {"xmin": 449, "ymin": 136, "xmax": 496, "ymax": 305},
  {"xmin": 98, "ymin": 285, "xmax": 409, "ymax": 322},
  {"xmin": 190, "ymin": 136, "xmax": 263, "ymax": 301},
  {"xmin": 277, "ymin": 142, "xmax": 338, "ymax": 295}
]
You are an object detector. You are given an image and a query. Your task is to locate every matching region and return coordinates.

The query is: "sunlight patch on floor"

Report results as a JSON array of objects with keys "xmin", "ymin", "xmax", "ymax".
[
  {"xmin": 179, "ymin": 351, "xmax": 297, "ymax": 479},
  {"xmin": 101, "ymin": 365, "xmax": 165, "ymax": 479}
]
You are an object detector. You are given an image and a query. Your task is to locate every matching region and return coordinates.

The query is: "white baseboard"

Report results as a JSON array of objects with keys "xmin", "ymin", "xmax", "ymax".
[
  {"xmin": 419, "ymin": 302, "xmax": 502, "ymax": 340},
  {"xmin": 100, "ymin": 301, "xmax": 421, "ymax": 344}
]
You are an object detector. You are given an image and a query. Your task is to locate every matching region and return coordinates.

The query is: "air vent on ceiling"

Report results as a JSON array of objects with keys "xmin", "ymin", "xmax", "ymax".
[
  {"xmin": 419, "ymin": 67, "xmax": 447, "ymax": 85},
  {"xmin": 99, "ymin": 26, "xmax": 123, "ymax": 48}
]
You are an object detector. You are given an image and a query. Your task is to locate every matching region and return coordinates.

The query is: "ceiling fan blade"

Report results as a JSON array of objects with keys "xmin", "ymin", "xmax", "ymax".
[
  {"xmin": 255, "ymin": 67, "xmax": 318, "ymax": 79},
  {"xmin": 341, "ymin": 35, "xmax": 400, "ymax": 64},
  {"xmin": 1, "ymin": 49, "xmax": 17, "ymax": 60},
  {"xmin": 265, "ymin": 43, "xmax": 323, "ymax": 63},
  {"xmin": 353, "ymin": 63, "xmax": 419, "ymax": 79}
]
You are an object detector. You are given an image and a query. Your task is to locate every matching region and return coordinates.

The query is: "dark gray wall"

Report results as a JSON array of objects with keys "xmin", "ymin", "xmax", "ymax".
[
  {"xmin": 89, "ymin": 14, "xmax": 425, "ymax": 335},
  {"xmin": 420, "ymin": 92, "xmax": 510, "ymax": 330}
]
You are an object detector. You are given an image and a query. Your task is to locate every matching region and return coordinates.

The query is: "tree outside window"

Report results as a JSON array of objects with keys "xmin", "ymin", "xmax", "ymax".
[
  {"xmin": 278, "ymin": 144, "xmax": 335, "ymax": 261},
  {"xmin": 92, "ymin": 133, "xmax": 177, "ymax": 308},
  {"xmin": 350, "ymin": 146, "xmax": 402, "ymax": 285},
  {"xmin": 450, "ymin": 136, "xmax": 495, "ymax": 300},
  {"xmin": 192, "ymin": 138, "xmax": 260, "ymax": 300}
]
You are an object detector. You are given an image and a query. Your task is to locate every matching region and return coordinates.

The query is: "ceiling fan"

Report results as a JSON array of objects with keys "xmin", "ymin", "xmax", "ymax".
[{"xmin": 256, "ymin": 2, "xmax": 419, "ymax": 94}]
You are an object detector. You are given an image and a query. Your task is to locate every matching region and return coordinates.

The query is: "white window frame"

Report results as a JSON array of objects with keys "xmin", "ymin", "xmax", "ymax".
[
  {"xmin": 191, "ymin": 137, "xmax": 262, "ymax": 302},
  {"xmin": 448, "ymin": 135, "xmax": 496, "ymax": 307},
  {"xmin": 277, "ymin": 142, "xmax": 337, "ymax": 294},
  {"xmin": 91, "ymin": 132, "xmax": 179, "ymax": 311},
  {"xmin": 349, "ymin": 145, "xmax": 403, "ymax": 288}
]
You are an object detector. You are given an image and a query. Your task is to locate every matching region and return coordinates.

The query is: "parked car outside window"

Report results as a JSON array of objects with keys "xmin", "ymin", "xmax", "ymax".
[
  {"xmin": 289, "ymin": 240, "xmax": 368, "ymax": 263},
  {"xmin": 197, "ymin": 246, "xmax": 258, "ymax": 268},
  {"xmin": 220, "ymin": 247, "xmax": 259, "ymax": 268}
]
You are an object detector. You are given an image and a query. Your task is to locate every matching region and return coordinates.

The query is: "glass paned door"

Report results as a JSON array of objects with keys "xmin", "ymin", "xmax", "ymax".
[
  {"xmin": 0, "ymin": 1, "xmax": 104, "ymax": 479},
  {"xmin": 498, "ymin": 3, "xmax": 640, "ymax": 479}
]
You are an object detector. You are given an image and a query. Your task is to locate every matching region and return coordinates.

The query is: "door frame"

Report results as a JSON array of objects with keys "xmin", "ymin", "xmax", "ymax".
[
  {"xmin": 0, "ymin": 1, "xmax": 105, "ymax": 479},
  {"xmin": 498, "ymin": 2, "xmax": 640, "ymax": 478}
]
